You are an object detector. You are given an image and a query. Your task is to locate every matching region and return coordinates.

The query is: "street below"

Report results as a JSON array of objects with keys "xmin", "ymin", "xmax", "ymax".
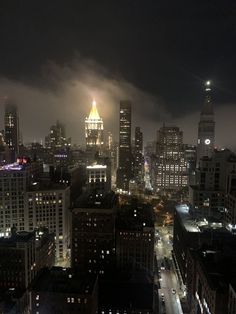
[{"xmin": 155, "ymin": 225, "xmax": 183, "ymax": 314}]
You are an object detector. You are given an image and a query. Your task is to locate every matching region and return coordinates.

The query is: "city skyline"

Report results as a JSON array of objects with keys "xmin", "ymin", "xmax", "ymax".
[
  {"xmin": 1, "ymin": 3, "xmax": 236, "ymax": 313},
  {"xmin": 0, "ymin": 87, "xmax": 236, "ymax": 149}
]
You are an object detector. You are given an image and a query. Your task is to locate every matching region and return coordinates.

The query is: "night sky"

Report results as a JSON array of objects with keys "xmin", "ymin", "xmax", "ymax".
[{"xmin": 0, "ymin": 1, "xmax": 236, "ymax": 147}]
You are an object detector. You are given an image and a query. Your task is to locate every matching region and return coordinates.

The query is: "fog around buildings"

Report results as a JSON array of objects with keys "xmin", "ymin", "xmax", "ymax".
[{"xmin": 0, "ymin": 56, "xmax": 235, "ymax": 149}]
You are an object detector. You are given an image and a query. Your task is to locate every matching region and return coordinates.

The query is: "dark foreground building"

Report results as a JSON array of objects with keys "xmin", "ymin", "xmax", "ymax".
[
  {"xmin": 0, "ymin": 229, "xmax": 55, "ymax": 313},
  {"xmin": 116, "ymin": 202, "xmax": 155, "ymax": 276},
  {"xmin": 173, "ymin": 204, "xmax": 236, "ymax": 314},
  {"xmin": 99, "ymin": 272, "xmax": 154, "ymax": 314},
  {"xmin": 187, "ymin": 246, "xmax": 236, "ymax": 314},
  {"xmin": 71, "ymin": 192, "xmax": 117, "ymax": 274},
  {"xmin": 31, "ymin": 267, "xmax": 98, "ymax": 314}
]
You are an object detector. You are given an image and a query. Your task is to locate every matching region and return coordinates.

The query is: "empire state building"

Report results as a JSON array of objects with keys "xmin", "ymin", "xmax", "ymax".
[{"xmin": 85, "ymin": 100, "xmax": 104, "ymax": 154}]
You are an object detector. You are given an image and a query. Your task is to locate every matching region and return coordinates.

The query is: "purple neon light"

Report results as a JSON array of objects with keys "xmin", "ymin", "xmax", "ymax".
[{"xmin": 0, "ymin": 163, "xmax": 24, "ymax": 171}]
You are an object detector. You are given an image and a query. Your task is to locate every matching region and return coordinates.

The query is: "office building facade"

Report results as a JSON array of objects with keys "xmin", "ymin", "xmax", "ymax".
[
  {"xmin": 155, "ymin": 126, "xmax": 188, "ymax": 193},
  {"xmin": 26, "ymin": 185, "xmax": 70, "ymax": 260},
  {"xmin": 189, "ymin": 149, "xmax": 236, "ymax": 218},
  {"xmin": 0, "ymin": 160, "xmax": 42, "ymax": 236},
  {"xmin": 71, "ymin": 193, "xmax": 117, "ymax": 274}
]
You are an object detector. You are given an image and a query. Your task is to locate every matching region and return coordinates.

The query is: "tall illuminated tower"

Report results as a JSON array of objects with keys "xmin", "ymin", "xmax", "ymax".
[
  {"xmin": 134, "ymin": 126, "xmax": 144, "ymax": 184},
  {"xmin": 196, "ymin": 81, "xmax": 215, "ymax": 166},
  {"xmin": 4, "ymin": 103, "xmax": 19, "ymax": 162},
  {"xmin": 85, "ymin": 100, "xmax": 104, "ymax": 154},
  {"xmin": 116, "ymin": 100, "xmax": 132, "ymax": 191}
]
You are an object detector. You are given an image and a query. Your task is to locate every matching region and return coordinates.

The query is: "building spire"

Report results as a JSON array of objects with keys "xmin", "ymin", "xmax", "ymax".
[
  {"xmin": 201, "ymin": 80, "xmax": 214, "ymax": 116},
  {"xmin": 88, "ymin": 99, "xmax": 101, "ymax": 120}
]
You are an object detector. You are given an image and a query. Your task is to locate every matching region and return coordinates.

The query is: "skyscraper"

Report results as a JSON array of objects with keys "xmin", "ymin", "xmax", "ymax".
[
  {"xmin": 0, "ymin": 159, "xmax": 42, "ymax": 237},
  {"xmin": 116, "ymin": 101, "xmax": 132, "ymax": 191},
  {"xmin": 26, "ymin": 184, "xmax": 70, "ymax": 261},
  {"xmin": 4, "ymin": 103, "xmax": 19, "ymax": 162},
  {"xmin": 196, "ymin": 81, "xmax": 215, "ymax": 166},
  {"xmin": 71, "ymin": 192, "xmax": 117, "ymax": 274},
  {"xmin": 133, "ymin": 126, "xmax": 144, "ymax": 185},
  {"xmin": 155, "ymin": 125, "xmax": 188, "ymax": 193},
  {"xmin": 45, "ymin": 120, "xmax": 71, "ymax": 149},
  {"xmin": 189, "ymin": 149, "xmax": 236, "ymax": 217},
  {"xmin": 85, "ymin": 100, "xmax": 104, "ymax": 155}
]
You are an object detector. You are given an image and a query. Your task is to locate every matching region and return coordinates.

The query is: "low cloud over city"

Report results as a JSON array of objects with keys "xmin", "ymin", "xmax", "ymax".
[{"xmin": 0, "ymin": 56, "xmax": 235, "ymax": 149}]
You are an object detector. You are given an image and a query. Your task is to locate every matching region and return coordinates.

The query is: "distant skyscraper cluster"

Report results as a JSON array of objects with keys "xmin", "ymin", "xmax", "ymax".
[{"xmin": 45, "ymin": 120, "xmax": 71, "ymax": 149}]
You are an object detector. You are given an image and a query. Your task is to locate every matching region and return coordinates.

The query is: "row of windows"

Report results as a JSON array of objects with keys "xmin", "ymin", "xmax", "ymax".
[{"xmin": 66, "ymin": 297, "xmax": 87, "ymax": 304}]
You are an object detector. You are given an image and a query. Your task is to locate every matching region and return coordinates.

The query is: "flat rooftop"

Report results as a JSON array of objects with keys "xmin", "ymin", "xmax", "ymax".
[
  {"xmin": 99, "ymin": 272, "xmax": 153, "ymax": 310},
  {"xmin": 32, "ymin": 267, "xmax": 97, "ymax": 294},
  {"xmin": 0, "ymin": 231, "xmax": 35, "ymax": 246},
  {"xmin": 176, "ymin": 204, "xmax": 230, "ymax": 234},
  {"xmin": 28, "ymin": 181, "xmax": 68, "ymax": 192},
  {"xmin": 74, "ymin": 192, "xmax": 117, "ymax": 209},
  {"xmin": 116, "ymin": 202, "xmax": 154, "ymax": 230}
]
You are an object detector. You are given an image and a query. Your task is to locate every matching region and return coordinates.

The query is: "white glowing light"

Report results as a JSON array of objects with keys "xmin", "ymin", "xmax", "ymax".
[{"xmin": 87, "ymin": 165, "xmax": 107, "ymax": 169}]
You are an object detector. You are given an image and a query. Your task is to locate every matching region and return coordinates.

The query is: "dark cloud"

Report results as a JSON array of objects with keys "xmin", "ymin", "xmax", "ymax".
[
  {"xmin": 0, "ymin": 1, "xmax": 236, "ymax": 115},
  {"xmin": 0, "ymin": 57, "xmax": 170, "ymax": 145},
  {"xmin": 0, "ymin": 1, "xmax": 235, "ymax": 147}
]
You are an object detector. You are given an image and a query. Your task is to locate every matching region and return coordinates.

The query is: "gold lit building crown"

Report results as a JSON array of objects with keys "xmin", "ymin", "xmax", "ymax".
[{"xmin": 88, "ymin": 100, "xmax": 101, "ymax": 120}]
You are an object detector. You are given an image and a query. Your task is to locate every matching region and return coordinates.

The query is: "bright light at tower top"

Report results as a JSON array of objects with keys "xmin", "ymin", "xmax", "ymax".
[
  {"xmin": 206, "ymin": 80, "xmax": 211, "ymax": 86},
  {"xmin": 87, "ymin": 98, "xmax": 102, "ymax": 121},
  {"xmin": 92, "ymin": 99, "xmax": 97, "ymax": 107}
]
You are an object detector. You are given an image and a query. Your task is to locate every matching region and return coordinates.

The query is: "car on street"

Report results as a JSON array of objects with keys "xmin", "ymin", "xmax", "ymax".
[{"xmin": 160, "ymin": 262, "xmax": 165, "ymax": 270}]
